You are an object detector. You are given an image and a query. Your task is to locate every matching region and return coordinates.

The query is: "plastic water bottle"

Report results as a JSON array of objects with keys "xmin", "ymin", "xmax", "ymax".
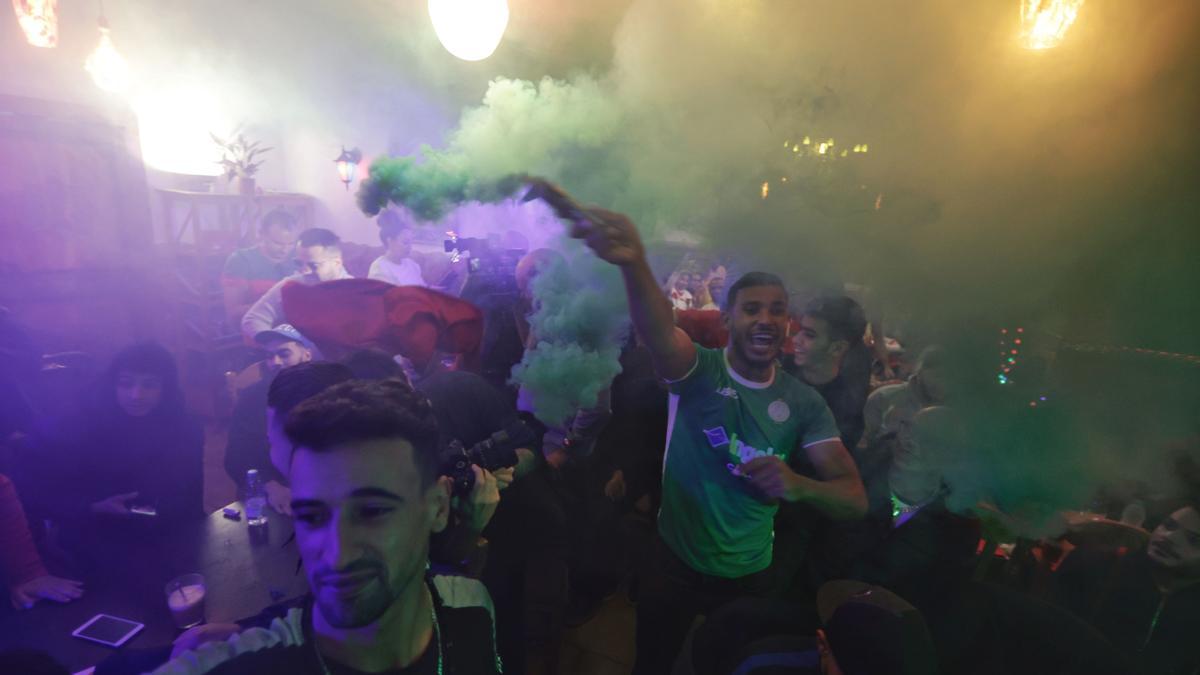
[{"xmin": 244, "ymin": 469, "xmax": 267, "ymax": 527}]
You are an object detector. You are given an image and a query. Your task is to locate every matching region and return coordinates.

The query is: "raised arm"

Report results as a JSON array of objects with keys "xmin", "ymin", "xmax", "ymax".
[
  {"xmin": 526, "ymin": 180, "xmax": 695, "ymax": 380},
  {"xmin": 610, "ymin": 245, "xmax": 696, "ymax": 381},
  {"xmin": 240, "ymin": 279, "xmax": 285, "ymax": 341}
]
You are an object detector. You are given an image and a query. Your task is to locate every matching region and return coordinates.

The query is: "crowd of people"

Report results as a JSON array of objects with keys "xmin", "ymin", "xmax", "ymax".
[{"xmin": 0, "ymin": 201, "xmax": 1197, "ymax": 675}]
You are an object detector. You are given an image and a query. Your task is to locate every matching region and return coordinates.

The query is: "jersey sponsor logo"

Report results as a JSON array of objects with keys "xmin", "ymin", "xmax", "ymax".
[
  {"xmin": 703, "ymin": 426, "xmax": 731, "ymax": 447},
  {"xmin": 715, "ymin": 386, "xmax": 739, "ymax": 399},
  {"xmin": 723, "ymin": 432, "xmax": 780, "ymax": 474}
]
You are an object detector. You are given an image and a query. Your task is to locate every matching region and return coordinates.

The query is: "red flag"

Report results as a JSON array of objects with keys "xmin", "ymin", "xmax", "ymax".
[{"xmin": 282, "ymin": 279, "xmax": 482, "ymax": 371}]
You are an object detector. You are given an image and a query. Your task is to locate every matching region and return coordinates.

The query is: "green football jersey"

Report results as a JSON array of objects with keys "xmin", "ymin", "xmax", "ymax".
[{"xmin": 658, "ymin": 345, "xmax": 840, "ymax": 578}]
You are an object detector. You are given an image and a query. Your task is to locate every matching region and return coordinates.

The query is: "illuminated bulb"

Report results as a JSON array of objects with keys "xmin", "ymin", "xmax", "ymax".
[
  {"xmin": 780, "ymin": 176, "xmax": 788, "ymax": 182},
  {"xmin": 14, "ymin": 0, "xmax": 58, "ymax": 47},
  {"xmin": 840, "ymin": 150, "xmax": 848, "ymax": 157},
  {"xmin": 1020, "ymin": 0, "xmax": 1084, "ymax": 50},
  {"xmin": 792, "ymin": 144, "xmax": 800, "ymax": 153},
  {"xmin": 861, "ymin": 144, "xmax": 868, "ymax": 153},
  {"xmin": 85, "ymin": 22, "xmax": 130, "ymax": 93},
  {"xmin": 783, "ymin": 140, "xmax": 790, "ymax": 148},
  {"xmin": 428, "ymin": 0, "xmax": 510, "ymax": 61},
  {"xmin": 818, "ymin": 143, "xmax": 828, "ymax": 155},
  {"xmin": 802, "ymin": 136, "xmax": 811, "ymax": 145},
  {"xmin": 133, "ymin": 86, "xmax": 233, "ymax": 175},
  {"xmin": 760, "ymin": 181, "xmax": 769, "ymax": 200}
]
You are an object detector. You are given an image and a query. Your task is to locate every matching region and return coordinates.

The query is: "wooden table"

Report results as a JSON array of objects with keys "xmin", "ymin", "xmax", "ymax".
[{"xmin": 0, "ymin": 502, "xmax": 307, "ymax": 673}]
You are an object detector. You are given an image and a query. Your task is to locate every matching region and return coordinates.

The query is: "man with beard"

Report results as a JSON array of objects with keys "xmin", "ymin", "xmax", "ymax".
[
  {"xmin": 152, "ymin": 379, "xmax": 500, "ymax": 674},
  {"xmin": 222, "ymin": 209, "xmax": 300, "ymax": 326},
  {"xmin": 551, "ymin": 191, "xmax": 866, "ymax": 675},
  {"xmin": 241, "ymin": 228, "xmax": 353, "ymax": 341},
  {"xmin": 222, "ymin": 325, "xmax": 317, "ymax": 515},
  {"xmin": 1053, "ymin": 502, "xmax": 1200, "ymax": 675}
]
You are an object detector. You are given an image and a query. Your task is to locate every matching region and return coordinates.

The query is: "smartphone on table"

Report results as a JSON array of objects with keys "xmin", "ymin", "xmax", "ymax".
[{"xmin": 72, "ymin": 614, "xmax": 144, "ymax": 647}]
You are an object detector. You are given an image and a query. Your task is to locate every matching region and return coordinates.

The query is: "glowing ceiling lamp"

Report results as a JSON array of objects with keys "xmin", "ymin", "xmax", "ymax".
[
  {"xmin": 427, "ymin": 0, "xmax": 510, "ymax": 61},
  {"xmin": 334, "ymin": 147, "xmax": 362, "ymax": 191},
  {"xmin": 134, "ymin": 85, "xmax": 233, "ymax": 175},
  {"xmin": 84, "ymin": 6, "xmax": 130, "ymax": 93},
  {"xmin": 12, "ymin": 0, "xmax": 58, "ymax": 47},
  {"xmin": 1019, "ymin": 0, "xmax": 1084, "ymax": 50}
]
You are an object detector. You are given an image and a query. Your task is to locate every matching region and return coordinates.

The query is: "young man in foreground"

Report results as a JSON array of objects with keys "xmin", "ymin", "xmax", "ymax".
[{"xmin": 154, "ymin": 379, "xmax": 500, "ymax": 674}]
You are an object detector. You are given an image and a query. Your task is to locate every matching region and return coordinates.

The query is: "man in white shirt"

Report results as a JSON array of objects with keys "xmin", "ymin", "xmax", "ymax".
[
  {"xmin": 368, "ymin": 215, "xmax": 426, "ymax": 287},
  {"xmin": 241, "ymin": 228, "xmax": 352, "ymax": 340}
]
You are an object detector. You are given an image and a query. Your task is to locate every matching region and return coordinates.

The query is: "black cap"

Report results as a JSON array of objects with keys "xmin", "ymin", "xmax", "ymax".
[{"xmin": 817, "ymin": 580, "xmax": 938, "ymax": 675}]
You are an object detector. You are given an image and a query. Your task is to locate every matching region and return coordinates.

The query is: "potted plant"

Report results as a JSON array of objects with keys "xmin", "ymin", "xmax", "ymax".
[{"xmin": 212, "ymin": 132, "xmax": 270, "ymax": 196}]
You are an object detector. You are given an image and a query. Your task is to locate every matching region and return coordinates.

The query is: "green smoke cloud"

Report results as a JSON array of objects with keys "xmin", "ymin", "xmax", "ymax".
[
  {"xmin": 352, "ymin": 0, "xmax": 1199, "ymax": 531},
  {"xmin": 356, "ymin": 154, "xmax": 523, "ymax": 222},
  {"xmin": 357, "ymin": 76, "xmax": 624, "ymax": 222},
  {"xmin": 510, "ymin": 242, "xmax": 630, "ymax": 426}
]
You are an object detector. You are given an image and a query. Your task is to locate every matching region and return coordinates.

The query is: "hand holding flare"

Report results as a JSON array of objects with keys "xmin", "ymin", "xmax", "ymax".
[{"xmin": 522, "ymin": 178, "xmax": 646, "ymax": 266}]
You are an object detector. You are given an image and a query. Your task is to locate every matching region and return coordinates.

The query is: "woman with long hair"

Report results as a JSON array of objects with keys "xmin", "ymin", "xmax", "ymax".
[{"xmin": 28, "ymin": 343, "xmax": 204, "ymax": 531}]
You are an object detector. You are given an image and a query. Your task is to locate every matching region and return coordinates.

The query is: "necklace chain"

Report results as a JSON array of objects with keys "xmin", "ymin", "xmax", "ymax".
[{"xmin": 314, "ymin": 596, "xmax": 443, "ymax": 675}]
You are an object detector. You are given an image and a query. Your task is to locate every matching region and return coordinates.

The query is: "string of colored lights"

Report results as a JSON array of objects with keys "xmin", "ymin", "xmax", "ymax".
[
  {"xmin": 996, "ymin": 326, "xmax": 1024, "ymax": 386},
  {"xmin": 1052, "ymin": 339, "xmax": 1200, "ymax": 367}
]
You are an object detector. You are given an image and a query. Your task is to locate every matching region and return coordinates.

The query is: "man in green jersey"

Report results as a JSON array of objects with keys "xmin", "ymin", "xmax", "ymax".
[{"xmin": 537, "ymin": 184, "xmax": 867, "ymax": 674}]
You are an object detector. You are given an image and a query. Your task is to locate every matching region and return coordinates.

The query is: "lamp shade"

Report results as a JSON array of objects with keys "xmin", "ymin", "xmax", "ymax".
[
  {"xmin": 85, "ymin": 22, "xmax": 130, "ymax": 92},
  {"xmin": 334, "ymin": 147, "xmax": 362, "ymax": 190},
  {"xmin": 13, "ymin": 0, "xmax": 58, "ymax": 47},
  {"xmin": 428, "ymin": 0, "xmax": 509, "ymax": 61}
]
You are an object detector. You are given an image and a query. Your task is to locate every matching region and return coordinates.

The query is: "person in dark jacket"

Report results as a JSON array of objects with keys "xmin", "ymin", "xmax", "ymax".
[
  {"xmin": 27, "ymin": 343, "xmax": 204, "ymax": 564},
  {"xmin": 1054, "ymin": 503, "xmax": 1200, "ymax": 675}
]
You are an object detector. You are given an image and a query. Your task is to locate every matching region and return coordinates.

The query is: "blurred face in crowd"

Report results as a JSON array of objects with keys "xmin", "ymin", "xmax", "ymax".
[
  {"xmin": 1148, "ymin": 506, "xmax": 1200, "ymax": 575},
  {"xmin": 724, "ymin": 284, "xmax": 789, "ymax": 371},
  {"xmin": 673, "ymin": 274, "xmax": 689, "ymax": 292},
  {"xmin": 793, "ymin": 314, "xmax": 848, "ymax": 371},
  {"xmin": 296, "ymin": 245, "xmax": 344, "ymax": 282},
  {"xmin": 289, "ymin": 439, "xmax": 449, "ymax": 629},
  {"xmin": 384, "ymin": 228, "xmax": 414, "ymax": 261},
  {"xmin": 688, "ymin": 273, "xmax": 704, "ymax": 294},
  {"xmin": 707, "ymin": 273, "xmax": 726, "ymax": 303},
  {"xmin": 262, "ymin": 338, "xmax": 312, "ymax": 374},
  {"xmin": 260, "ymin": 223, "xmax": 298, "ymax": 262},
  {"xmin": 115, "ymin": 370, "xmax": 164, "ymax": 417}
]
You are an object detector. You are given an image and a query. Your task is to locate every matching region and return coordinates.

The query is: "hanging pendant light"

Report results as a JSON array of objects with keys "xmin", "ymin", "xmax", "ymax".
[
  {"xmin": 12, "ymin": 0, "xmax": 58, "ymax": 48},
  {"xmin": 85, "ymin": 2, "xmax": 130, "ymax": 93},
  {"xmin": 428, "ymin": 0, "xmax": 510, "ymax": 61},
  {"xmin": 1019, "ymin": 0, "xmax": 1084, "ymax": 50}
]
